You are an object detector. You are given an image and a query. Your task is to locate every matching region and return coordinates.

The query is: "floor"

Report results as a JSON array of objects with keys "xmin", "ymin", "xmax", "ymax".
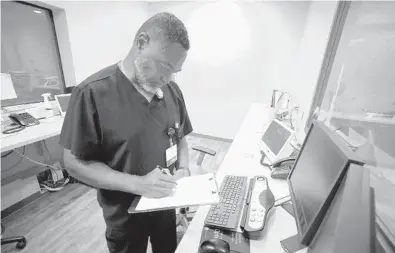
[{"xmin": 1, "ymin": 135, "xmax": 231, "ymax": 253}]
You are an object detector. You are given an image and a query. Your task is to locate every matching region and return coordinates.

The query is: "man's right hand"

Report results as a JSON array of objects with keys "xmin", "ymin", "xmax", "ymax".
[{"xmin": 138, "ymin": 168, "xmax": 177, "ymax": 198}]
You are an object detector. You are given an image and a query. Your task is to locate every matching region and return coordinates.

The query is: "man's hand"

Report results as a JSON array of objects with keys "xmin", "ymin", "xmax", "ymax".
[
  {"xmin": 138, "ymin": 168, "xmax": 177, "ymax": 198},
  {"xmin": 173, "ymin": 168, "xmax": 190, "ymax": 180}
]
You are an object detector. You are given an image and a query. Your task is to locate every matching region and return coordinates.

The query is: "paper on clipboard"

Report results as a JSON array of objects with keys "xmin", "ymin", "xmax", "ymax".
[{"xmin": 128, "ymin": 173, "xmax": 219, "ymax": 213}]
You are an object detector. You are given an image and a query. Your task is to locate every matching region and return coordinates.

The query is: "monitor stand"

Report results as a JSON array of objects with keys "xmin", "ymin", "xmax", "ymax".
[
  {"xmin": 281, "ymin": 202, "xmax": 294, "ymax": 217},
  {"xmin": 279, "ymin": 202, "xmax": 307, "ymax": 253},
  {"xmin": 281, "ymin": 234, "xmax": 306, "ymax": 253}
]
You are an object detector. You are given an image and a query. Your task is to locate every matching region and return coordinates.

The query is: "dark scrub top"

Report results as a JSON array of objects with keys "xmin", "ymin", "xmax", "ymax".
[{"xmin": 59, "ymin": 63, "xmax": 193, "ymax": 228}]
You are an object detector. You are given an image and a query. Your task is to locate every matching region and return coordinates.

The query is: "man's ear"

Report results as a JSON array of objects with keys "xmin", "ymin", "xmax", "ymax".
[{"xmin": 136, "ymin": 32, "xmax": 150, "ymax": 50}]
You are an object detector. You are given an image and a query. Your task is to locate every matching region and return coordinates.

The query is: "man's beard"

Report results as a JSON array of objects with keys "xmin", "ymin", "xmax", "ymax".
[
  {"xmin": 139, "ymin": 81, "xmax": 161, "ymax": 94},
  {"xmin": 134, "ymin": 57, "xmax": 163, "ymax": 94}
]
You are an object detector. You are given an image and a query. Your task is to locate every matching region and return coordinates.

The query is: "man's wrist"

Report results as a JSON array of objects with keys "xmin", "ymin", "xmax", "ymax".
[
  {"xmin": 126, "ymin": 174, "xmax": 145, "ymax": 195},
  {"xmin": 178, "ymin": 166, "xmax": 191, "ymax": 176}
]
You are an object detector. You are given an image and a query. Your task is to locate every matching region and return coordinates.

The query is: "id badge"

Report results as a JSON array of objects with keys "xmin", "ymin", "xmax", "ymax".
[{"xmin": 166, "ymin": 144, "xmax": 178, "ymax": 167}]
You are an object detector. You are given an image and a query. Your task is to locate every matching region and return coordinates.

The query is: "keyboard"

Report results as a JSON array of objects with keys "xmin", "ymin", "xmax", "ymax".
[{"xmin": 204, "ymin": 175, "xmax": 248, "ymax": 230}]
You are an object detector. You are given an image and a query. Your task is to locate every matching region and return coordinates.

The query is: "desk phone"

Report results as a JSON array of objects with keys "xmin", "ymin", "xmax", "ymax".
[
  {"xmin": 9, "ymin": 112, "xmax": 40, "ymax": 127},
  {"xmin": 240, "ymin": 176, "xmax": 275, "ymax": 240},
  {"xmin": 270, "ymin": 157, "xmax": 296, "ymax": 180}
]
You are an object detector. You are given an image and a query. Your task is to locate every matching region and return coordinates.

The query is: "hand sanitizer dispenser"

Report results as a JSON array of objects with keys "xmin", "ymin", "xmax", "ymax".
[{"xmin": 42, "ymin": 93, "xmax": 54, "ymax": 118}]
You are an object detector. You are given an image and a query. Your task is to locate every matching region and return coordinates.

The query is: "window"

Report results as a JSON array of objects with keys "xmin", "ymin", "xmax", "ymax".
[
  {"xmin": 1, "ymin": 1, "xmax": 65, "ymax": 106},
  {"xmin": 313, "ymin": 1, "xmax": 395, "ymax": 248}
]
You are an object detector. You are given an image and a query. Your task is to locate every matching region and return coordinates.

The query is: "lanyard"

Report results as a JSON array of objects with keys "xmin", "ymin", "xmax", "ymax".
[
  {"xmin": 167, "ymin": 127, "xmax": 175, "ymax": 146},
  {"xmin": 167, "ymin": 122, "xmax": 180, "ymax": 146}
]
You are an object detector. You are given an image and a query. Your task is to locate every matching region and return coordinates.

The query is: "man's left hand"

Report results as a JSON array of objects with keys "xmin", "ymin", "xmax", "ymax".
[{"xmin": 173, "ymin": 168, "xmax": 190, "ymax": 180}]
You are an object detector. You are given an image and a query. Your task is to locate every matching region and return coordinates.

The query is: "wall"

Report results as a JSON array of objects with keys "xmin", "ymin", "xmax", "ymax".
[
  {"xmin": 286, "ymin": 1, "xmax": 339, "ymax": 139},
  {"xmin": 42, "ymin": 1, "xmax": 150, "ymax": 84},
  {"xmin": 1, "ymin": 1, "xmax": 150, "ymax": 209},
  {"xmin": 148, "ymin": 1, "xmax": 310, "ymax": 139}
]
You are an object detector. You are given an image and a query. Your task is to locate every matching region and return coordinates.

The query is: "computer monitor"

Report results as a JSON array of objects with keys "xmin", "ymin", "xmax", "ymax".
[
  {"xmin": 308, "ymin": 163, "xmax": 376, "ymax": 253},
  {"xmin": 259, "ymin": 119, "xmax": 295, "ymax": 163},
  {"xmin": 54, "ymin": 94, "xmax": 71, "ymax": 117},
  {"xmin": 287, "ymin": 120, "xmax": 363, "ymax": 246}
]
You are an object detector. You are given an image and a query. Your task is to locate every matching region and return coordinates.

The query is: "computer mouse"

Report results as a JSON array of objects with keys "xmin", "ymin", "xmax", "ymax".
[{"xmin": 200, "ymin": 238, "xmax": 230, "ymax": 253}]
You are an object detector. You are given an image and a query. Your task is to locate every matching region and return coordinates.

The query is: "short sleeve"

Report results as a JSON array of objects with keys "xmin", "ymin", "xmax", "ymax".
[
  {"xmin": 59, "ymin": 87, "xmax": 102, "ymax": 160},
  {"xmin": 171, "ymin": 82, "xmax": 193, "ymax": 139}
]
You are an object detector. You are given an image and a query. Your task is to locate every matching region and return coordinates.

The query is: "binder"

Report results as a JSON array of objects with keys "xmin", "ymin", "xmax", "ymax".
[{"xmin": 128, "ymin": 173, "xmax": 220, "ymax": 213}]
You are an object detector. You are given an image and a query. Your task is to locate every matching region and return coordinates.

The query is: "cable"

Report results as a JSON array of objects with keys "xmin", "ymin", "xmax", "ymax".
[
  {"xmin": 275, "ymin": 195, "xmax": 291, "ymax": 202},
  {"xmin": 13, "ymin": 148, "xmax": 59, "ymax": 182},
  {"xmin": 2, "ymin": 144, "xmax": 69, "ymax": 192},
  {"xmin": 274, "ymin": 195, "xmax": 291, "ymax": 207},
  {"xmin": 2, "ymin": 124, "xmax": 25, "ymax": 135},
  {"xmin": 1, "ymin": 146, "xmax": 26, "ymax": 172},
  {"xmin": 42, "ymin": 140, "xmax": 55, "ymax": 161},
  {"xmin": 290, "ymin": 140, "xmax": 301, "ymax": 151},
  {"xmin": 259, "ymin": 151, "xmax": 272, "ymax": 169}
]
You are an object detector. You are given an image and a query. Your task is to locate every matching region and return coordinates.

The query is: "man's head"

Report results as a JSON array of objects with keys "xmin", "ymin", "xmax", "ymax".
[{"xmin": 129, "ymin": 12, "xmax": 190, "ymax": 93}]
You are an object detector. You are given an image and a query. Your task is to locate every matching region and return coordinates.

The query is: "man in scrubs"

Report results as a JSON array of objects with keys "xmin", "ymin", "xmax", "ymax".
[{"xmin": 59, "ymin": 12, "xmax": 192, "ymax": 253}]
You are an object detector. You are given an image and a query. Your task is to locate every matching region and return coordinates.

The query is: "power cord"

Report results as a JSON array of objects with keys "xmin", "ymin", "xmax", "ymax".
[
  {"xmin": 259, "ymin": 151, "xmax": 272, "ymax": 169},
  {"xmin": 12, "ymin": 148, "xmax": 70, "ymax": 192},
  {"xmin": 13, "ymin": 148, "xmax": 59, "ymax": 182},
  {"xmin": 42, "ymin": 140, "xmax": 55, "ymax": 161},
  {"xmin": 1, "ymin": 146, "xmax": 26, "ymax": 172},
  {"xmin": 274, "ymin": 195, "xmax": 291, "ymax": 207},
  {"xmin": 1, "ymin": 146, "xmax": 69, "ymax": 192}
]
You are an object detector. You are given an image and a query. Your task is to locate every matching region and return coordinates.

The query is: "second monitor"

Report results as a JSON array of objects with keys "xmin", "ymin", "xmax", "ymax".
[
  {"xmin": 259, "ymin": 119, "xmax": 295, "ymax": 164},
  {"xmin": 287, "ymin": 120, "xmax": 364, "ymax": 246}
]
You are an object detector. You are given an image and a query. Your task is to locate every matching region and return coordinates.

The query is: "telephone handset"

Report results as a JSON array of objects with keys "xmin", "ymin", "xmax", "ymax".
[
  {"xmin": 271, "ymin": 156, "xmax": 297, "ymax": 168},
  {"xmin": 270, "ymin": 156, "xmax": 297, "ymax": 180}
]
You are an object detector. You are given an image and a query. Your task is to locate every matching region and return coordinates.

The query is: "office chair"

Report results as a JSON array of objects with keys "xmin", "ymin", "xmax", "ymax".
[
  {"xmin": 177, "ymin": 146, "xmax": 217, "ymax": 231},
  {"xmin": 193, "ymin": 146, "xmax": 217, "ymax": 171},
  {"xmin": 1, "ymin": 224, "xmax": 27, "ymax": 249}
]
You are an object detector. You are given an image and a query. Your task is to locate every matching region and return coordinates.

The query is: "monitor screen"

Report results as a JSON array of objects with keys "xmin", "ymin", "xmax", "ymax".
[
  {"xmin": 288, "ymin": 122, "xmax": 351, "ymax": 245},
  {"xmin": 261, "ymin": 120, "xmax": 292, "ymax": 156},
  {"xmin": 56, "ymin": 95, "xmax": 71, "ymax": 113},
  {"xmin": 308, "ymin": 163, "xmax": 375, "ymax": 253}
]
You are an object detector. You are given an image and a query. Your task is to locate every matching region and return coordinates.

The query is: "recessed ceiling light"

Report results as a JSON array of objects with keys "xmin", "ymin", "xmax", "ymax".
[{"xmin": 34, "ymin": 10, "xmax": 42, "ymax": 14}]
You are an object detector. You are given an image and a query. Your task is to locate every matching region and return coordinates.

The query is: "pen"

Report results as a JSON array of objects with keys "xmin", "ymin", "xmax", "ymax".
[{"xmin": 156, "ymin": 165, "xmax": 171, "ymax": 176}]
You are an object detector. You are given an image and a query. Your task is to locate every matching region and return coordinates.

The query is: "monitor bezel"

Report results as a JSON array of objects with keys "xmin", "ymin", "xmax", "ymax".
[
  {"xmin": 54, "ymin": 93, "xmax": 71, "ymax": 117},
  {"xmin": 259, "ymin": 119, "xmax": 295, "ymax": 162},
  {"xmin": 287, "ymin": 120, "xmax": 364, "ymax": 246},
  {"xmin": 307, "ymin": 163, "xmax": 376, "ymax": 253},
  {"xmin": 331, "ymin": 163, "xmax": 376, "ymax": 253}
]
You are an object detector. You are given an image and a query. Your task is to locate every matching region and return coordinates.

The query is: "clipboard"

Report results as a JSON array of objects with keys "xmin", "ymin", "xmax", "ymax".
[{"xmin": 128, "ymin": 173, "xmax": 220, "ymax": 213}]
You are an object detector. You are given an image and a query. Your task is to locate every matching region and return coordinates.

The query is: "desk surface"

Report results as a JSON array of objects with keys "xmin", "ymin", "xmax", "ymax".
[
  {"xmin": 1, "ymin": 116, "xmax": 64, "ymax": 152},
  {"xmin": 176, "ymin": 103, "xmax": 307, "ymax": 253}
]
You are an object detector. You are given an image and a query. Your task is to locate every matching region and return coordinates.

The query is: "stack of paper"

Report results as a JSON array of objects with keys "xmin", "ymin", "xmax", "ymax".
[{"xmin": 128, "ymin": 173, "xmax": 219, "ymax": 213}]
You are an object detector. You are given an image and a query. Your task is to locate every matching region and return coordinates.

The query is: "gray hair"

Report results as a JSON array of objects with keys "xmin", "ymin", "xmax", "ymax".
[{"xmin": 135, "ymin": 12, "xmax": 190, "ymax": 50}]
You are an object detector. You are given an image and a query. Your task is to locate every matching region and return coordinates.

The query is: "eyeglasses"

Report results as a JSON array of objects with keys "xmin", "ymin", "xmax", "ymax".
[
  {"xmin": 157, "ymin": 62, "xmax": 174, "ymax": 75},
  {"xmin": 153, "ymin": 58, "xmax": 181, "ymax": 75}
]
